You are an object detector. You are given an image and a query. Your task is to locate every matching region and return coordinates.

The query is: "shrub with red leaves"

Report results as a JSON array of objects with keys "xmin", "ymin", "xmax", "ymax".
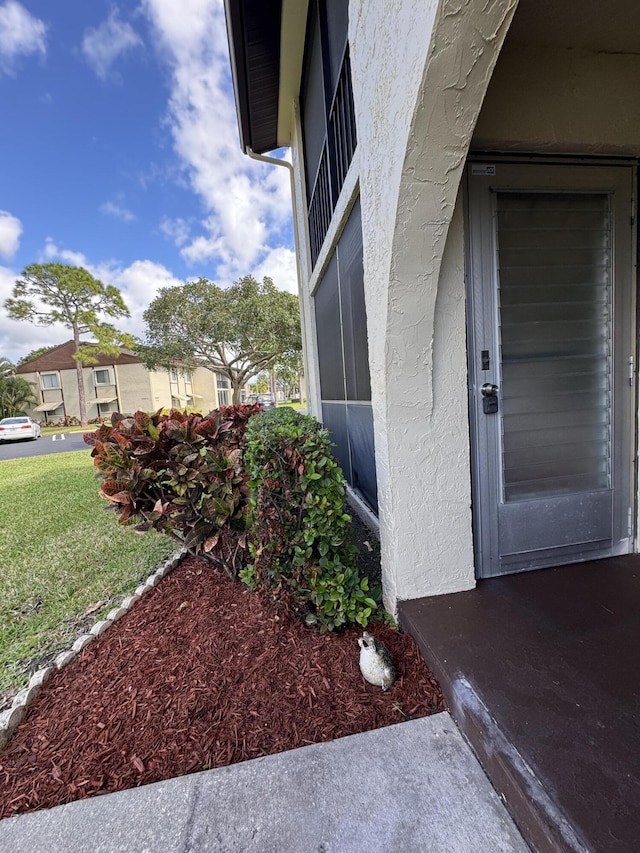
[{"xmin": 83, "ymin": 405, "xmax": 260, "ymax": 577}]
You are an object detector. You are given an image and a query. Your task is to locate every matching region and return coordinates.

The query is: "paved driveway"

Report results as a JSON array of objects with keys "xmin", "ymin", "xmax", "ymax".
[{"xmin": 0, "ymin": 432, "xmax": 92, "ymax": 461}]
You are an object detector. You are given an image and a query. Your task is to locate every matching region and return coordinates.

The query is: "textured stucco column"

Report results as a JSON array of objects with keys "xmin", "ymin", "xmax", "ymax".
[{"xmin": 351, "ymin": 0, "xmax": 518, "ymax": 609}]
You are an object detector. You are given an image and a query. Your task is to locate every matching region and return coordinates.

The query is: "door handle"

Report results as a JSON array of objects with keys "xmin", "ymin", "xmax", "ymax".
[{"xmin": 480, "ymin": 383, "xmax": 499, "ymax": 397}]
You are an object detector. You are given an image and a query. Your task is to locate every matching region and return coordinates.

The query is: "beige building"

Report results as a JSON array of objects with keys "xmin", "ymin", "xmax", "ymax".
[{"xmin": 15, "ymin": 341, "xmax": 229, "ymax": 422}]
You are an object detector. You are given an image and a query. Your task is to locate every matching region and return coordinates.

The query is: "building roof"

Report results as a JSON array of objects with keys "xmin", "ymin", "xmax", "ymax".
[
  {"xmin": 15, "ymin": 341, "xmax": 141, "ymax": 374},
  {"xmin": 224, "ymin": 0, "xmax": 308, "ymax": 154},
  {"xmin": 224, "ymin": 0, "xmax": 282, "ymax": 153}
]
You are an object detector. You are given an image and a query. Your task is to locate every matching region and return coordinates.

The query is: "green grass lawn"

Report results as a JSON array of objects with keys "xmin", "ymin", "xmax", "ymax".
[
  {"xmin": 277, "ymin": 401, "xmax": 306, "ymax": 411},
  {"xmin": 40, "ymin": 425, "xmax": 89, "ymax": 436},
  {"xmin": 0, "ymin": 451, "xmax": 177, "ymax": 695}
]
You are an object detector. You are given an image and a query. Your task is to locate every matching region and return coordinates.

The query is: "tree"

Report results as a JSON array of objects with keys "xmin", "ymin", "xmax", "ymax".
[
  {"xmin": 0, "ymin": 357, "xmax": 15, "ymax": 377},
  {"xmin": 17, "ymin": 345, "xmax": 57, "ymax": 366},
  {"xmin": 5, "ymin": 264, "xmax": 135, "ymax": 425},
  {"xmin": 0, "ymin": 358, "xmax": 34, "ymax": 418},
  {"xmin": 274, "ymin": 351, "xmax": 304, "ymax": 401},
  {"xmin": 251, "ymin": 374, "xmax": 270, "ymax": 394},
  {"xmin": 140, "ymin": 276, "xmax": 302, "ymax": 405},
  {"xmin": 0, "ymin": 375, "xmax": 38, "ymax": 418}
]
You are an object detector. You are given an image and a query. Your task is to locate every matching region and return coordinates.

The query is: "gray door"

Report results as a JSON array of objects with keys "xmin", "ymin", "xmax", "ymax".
[{"xmin": 467, "ymin": 162, "xmax": 636, "ymax": 578}]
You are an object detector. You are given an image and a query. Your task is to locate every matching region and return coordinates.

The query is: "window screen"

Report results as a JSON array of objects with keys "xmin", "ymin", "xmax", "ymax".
[
  {"xmin": 337, "ymin": 199, "xmax": 371, "ymax": 401},
  {"xmin": 323, "ymin": 0, "xmax": 349, "ymax": 95},
  {"xmin": 347, "ymin": 403, "xmax": 377, "ymax": 511},
  {"xmin": 497, "ymin": 191, "xmax": 612, "ymax": 501},
  {"xmin": 314, "ymin": 199, "xmax": 377, "ymax": 511},
  {"xmin": 301, "ymin": 5, "xmax": 327, "ymax": 198},
  {"xmin": 321, "ymin": 403, "xmax": 350, "ymax": 479},
  {"xmin": 301, "ymin": 0, "xmax": 356, "ymax": 267},
  {"xmin": 315, "ymin": 253, "xmax": 345, "ymax": 400}
]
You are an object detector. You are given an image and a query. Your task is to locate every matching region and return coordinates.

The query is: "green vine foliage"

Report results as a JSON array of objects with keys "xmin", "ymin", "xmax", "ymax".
[
  {"xmin": 84, "ymin": 405, "xmax": 260, "ymax": 578},
  {"xmin": 244, "ymin": 407, "xmax": 381, "ymax": 631}
]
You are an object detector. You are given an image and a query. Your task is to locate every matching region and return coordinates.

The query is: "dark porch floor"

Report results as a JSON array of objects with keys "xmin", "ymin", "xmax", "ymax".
[{"xmin": 399, "ymin": 555, "xmax": 640, "ymax": 853}]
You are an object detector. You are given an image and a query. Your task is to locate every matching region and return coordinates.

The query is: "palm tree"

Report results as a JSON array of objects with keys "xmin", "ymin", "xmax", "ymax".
[
  {"xmin": 0, "ymin": 375, "xmax": 39, "ymax": 418},
  {"xmin": 0, "ymin": 357, "xmax": 15, "ymax": 377}
]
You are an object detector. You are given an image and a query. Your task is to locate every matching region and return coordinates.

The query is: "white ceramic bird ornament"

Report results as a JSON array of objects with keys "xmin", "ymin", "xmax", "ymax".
[{"xmin": 358, "ymin": 631, "xmax": 396, "ymax": 691}]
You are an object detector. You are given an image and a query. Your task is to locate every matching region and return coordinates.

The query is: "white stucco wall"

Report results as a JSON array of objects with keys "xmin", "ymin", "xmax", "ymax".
[
  {"xmin": 474, "ymin": 45, "xmax": 640, "ymax": 155},
  {"xmin": 283, "ymin": 0, "xmax": 640, "ymax": 608},
  {"xmin": 349, "ymin": 0, "xmax": 517, "ymax": 606},
  {"xmin": 284, "ymin": 0, "xmax": 517, "ymax": 607}
]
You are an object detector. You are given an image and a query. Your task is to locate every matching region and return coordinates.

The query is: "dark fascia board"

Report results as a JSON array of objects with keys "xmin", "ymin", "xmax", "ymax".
[
  {"xmin": 224, "ymin": 0, "xmax": 283, "ymax": 154},
  {"xmin": 224, "ymin": 0, "xmax": 253, "ymax": 151}
]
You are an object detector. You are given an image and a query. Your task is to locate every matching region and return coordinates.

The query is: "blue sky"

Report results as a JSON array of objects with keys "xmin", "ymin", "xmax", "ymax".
[{"xmin": 0, "ymin": 1, "xmax": 295, "ymax": 362}]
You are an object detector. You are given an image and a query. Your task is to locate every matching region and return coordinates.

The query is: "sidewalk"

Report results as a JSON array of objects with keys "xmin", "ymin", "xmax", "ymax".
[{"xmin": 0, "ymin": 713, "xmax": 528, "ymax": 853}]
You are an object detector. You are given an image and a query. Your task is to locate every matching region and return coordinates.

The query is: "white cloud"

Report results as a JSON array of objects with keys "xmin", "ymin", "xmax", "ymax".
[
  {"xmin": 82, "ymin": 8, "xmax": 143, "ymax": 81},
  {"xmin": 101, "ymin": 259, "xmax": 183, "ymax": 337},
  {"xmin": 160, "ymin": 216, "xmax": 190, "ymax": 247},
  {"xmin": 252, "ymin": 247, "xmax": 298, "ymax": 295},
  {"xmin": 100, "ymin": 201, "xmax": 136, "ymax": 222},
  {"xmin": 179, "ymin": 216, "xmax": 223, "ymax": 265},
  {"xmin": 0, "ymin": 1, "xmax": 46, "ymax": 77},
  {"xmin": 141, "ymin": 0, "xmax": 293, "ymax": 283},
  {"xmin": 0, "ymin": 210, "xmax": 22, "ymax": 259},
  {"xmin": 43, "ymin": 238, "xmax": 86, "ymax": 267}
]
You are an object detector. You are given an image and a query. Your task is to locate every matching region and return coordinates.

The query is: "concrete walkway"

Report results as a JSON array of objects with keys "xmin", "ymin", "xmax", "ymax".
[{"xmin": 0, "ymin": 713, "xmax": 528, "ymax": 853}]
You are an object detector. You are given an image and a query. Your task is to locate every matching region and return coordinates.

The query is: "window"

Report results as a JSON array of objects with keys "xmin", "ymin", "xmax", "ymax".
[
  {"xmin": 41, "ymin": 373, "xmax": 59, "ymax": 389},
  {"xmin": 216, "ymin": 374, "xmax": 230, "ymax": 406},
  {"xmin": 314, "ymin": 198, "xmax": 377, "ymax": 511},
  {"xmin": 301, "ymin": 0, "xmax": 356, "ymax": 266},
  {"xmin": 94, "ymin": 369, "xmax": 112, "ymax": 385},
  {"xmin": 97, "ymin": 401, "xmax": 116, "ymax": 416},
  {"xmin": 169, "ymin": 369, "xmax": 178, "ymax": 383}
]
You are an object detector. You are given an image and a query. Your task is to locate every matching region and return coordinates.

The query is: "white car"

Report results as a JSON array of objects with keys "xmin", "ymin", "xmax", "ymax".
[{"xmin": 0, "ymin": 416, "xmax": 42, "ymax": 442}]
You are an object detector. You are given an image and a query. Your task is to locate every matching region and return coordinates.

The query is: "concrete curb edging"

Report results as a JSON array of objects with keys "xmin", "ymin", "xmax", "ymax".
[{"xmin": 0, "ymin": 548, "xmax": 187, "ymax": 753}]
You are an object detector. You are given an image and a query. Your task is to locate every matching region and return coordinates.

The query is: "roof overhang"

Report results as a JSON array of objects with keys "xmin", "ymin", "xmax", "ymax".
[{"xmin": 224, "ymin": 0, "xmax": 308, "ymax": 154}]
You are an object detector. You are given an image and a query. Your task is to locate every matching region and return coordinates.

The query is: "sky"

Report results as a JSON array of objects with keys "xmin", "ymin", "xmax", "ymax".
[{"xmin": 0, "ymin": 0, "xmax": 296, "ymax": 364}]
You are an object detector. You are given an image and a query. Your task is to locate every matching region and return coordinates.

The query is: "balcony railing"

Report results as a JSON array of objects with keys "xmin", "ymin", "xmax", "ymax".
[{"xmin": 307, "ymin": 48, "xmax": 357, "ymax": 268}]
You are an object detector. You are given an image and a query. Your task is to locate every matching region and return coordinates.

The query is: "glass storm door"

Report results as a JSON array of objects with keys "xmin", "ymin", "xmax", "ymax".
[{"xmin": 467, "ymin": 162, "xmax": 635, "ymax": 578}]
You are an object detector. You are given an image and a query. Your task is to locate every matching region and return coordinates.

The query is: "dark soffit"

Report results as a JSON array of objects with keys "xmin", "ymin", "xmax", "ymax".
[{"xmin": 224, "ymin": 0, "xmax": 283, "ymax": 154}]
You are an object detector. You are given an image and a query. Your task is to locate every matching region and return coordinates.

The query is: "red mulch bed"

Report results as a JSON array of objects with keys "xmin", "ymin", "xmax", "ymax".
[{"xmin": 0, "ymin": 556, "xmax": 445, "ymax": 819}]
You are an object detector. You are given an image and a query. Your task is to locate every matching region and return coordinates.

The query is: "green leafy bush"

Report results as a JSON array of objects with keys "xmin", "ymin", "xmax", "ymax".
[
  {"xmin": 84, "ymin": 405, "xmax": 260, "ymax": 577},
  {"xmin": 244, "ymin": 407, "xmax": 381, "ymax": 631}
]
